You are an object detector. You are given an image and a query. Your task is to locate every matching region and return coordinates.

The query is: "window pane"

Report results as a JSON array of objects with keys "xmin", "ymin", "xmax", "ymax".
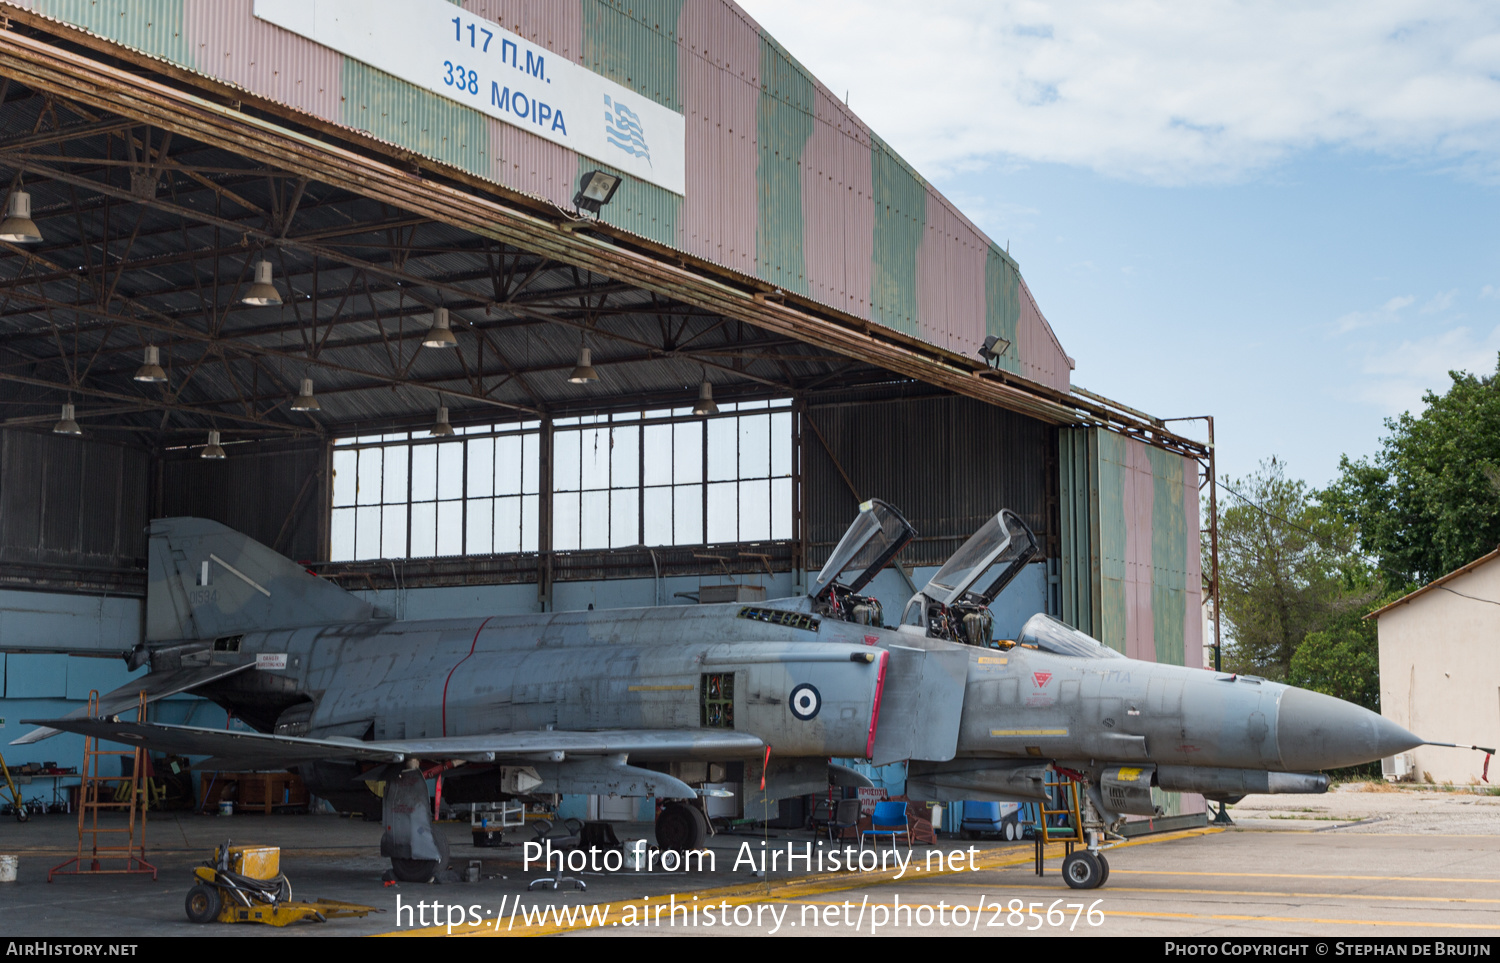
[
  {"xmin": 674, "ymin": 485, "xmax": 702, "ymax": 545},
  {"xmin": 522, "ymin": 433, "xmax": 540, "ymax": 494},
  {"xmin": 495, "ymin": 435, "xmax": 522, "ymax": 496},
  {"xmin": 495, "ymin": 496, "xmax": 521, "ymax": 554},
  {"xmin": 410, "ymin": 502, "xmax": 437, "ymax": 558},
  {"xmin": 739, "ymin": 479, "xmax": 770, "ymax": 541},
  {"xmin": 330, "ymin": 507, "xmax": 355, "ymax": 560},
  {"xmin": 739, "ymin": 414, "xmax": 769, "ymax": 479},
  {"xmin": 411, "ymin": 445, "xmax": 437, "ymax": 502},
  {"xmin": 707, "ymin": 481, "xmax": 737, "ymax": 543},
  {"xmin": 643, "ymin": 487, "xmax": 672, "ymax": 546},
  {"xmin": 382, "ymin": 504, "xmax": 407, "ymax": 558},
  {"xmin": 772, "ymin": 477, "xmax": 792, "ymax": 540},
  {"xmin": 383, "ymin": 446, "xmax": 409, "ymax": 504},
  {"xmin": 674, "ymin": 423, "xmax": 702, "ymax": 484},
  {"xmin": 611, "ymin": 488, "xmax": 639, "ymax": 548},
  {"xmin": 521, "ymin": 494, "xmax": 539, "ymax": 552},
  {"xmin": 553, "ymin": 493, "xmax": 579, "ymax": 551},
  {"xmin": 355, "ymin": 506, "xmax": 381, "ymax": 559},
  {"xmin": 579, "ymin": 428, "xmax": 609, "ymax": 491},
  {"xmin": 771, "ymin": 411, "xmax": 791, "ymax": 477},
  {"xmin": 436, "ymin": 500, "xmax": 463, "ymax": 556},
  {"xmin": 554, "ymin": 430, "xmax": 580, "ymax": 491},
  {"xmin": 579, "ymin": 489, "xmax": 609, "ymax": 549},
  {"xmin": 643, "ymin": 424, "xmax": 672, "ymax": 486},
  {"xmin": 467, "ymin": 437, "xmax": 494, "ymax": 498},
  {"xmin": 706, "ymin": 417, "xmax": 737, "ymax": 482},
  {"xmin": 466, "ymin": 497, "xmax": 493, "ymax": 555},
  {"xmin": 355, "ymin": 447, "xmax": 380, "ymax": 505},
  {"xmin": 611, "ymin": 425, "xmax": 639, "ymax": 490},
  {"xmin": 332, "ymin": 449, "xmax": 357, "ymax": 507},
  {"xmin": 437, "ymin": 442, "xmax": 464, "ymax": 501}
]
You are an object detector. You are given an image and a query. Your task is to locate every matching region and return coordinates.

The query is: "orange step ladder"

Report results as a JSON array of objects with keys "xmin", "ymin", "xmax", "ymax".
[{"xmin": 49, "ymin": 691, "xmax": 157, "ymax": 881}]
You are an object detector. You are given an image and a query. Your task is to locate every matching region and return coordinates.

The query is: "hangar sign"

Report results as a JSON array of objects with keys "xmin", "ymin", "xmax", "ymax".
[{"xmin": 254, "ymin": 0, "xmax": 687, "ymax": 195}]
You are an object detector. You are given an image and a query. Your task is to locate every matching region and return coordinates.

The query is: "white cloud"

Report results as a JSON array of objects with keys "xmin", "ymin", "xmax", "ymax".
[
  {"xmin": 1353, "ymin": 324, "xmax": 1500, "ymax": 414},
  {"xmin": 1420, "ymin": 289, "xmax": 1459, "ymax": 313},
  {"xmin": 737, "ymin": 1, "xmax": 1500, "ymax": 183},
  {"xmin": 1333, "ymin": 294, "xmax": 1415, "ymax": 334}
]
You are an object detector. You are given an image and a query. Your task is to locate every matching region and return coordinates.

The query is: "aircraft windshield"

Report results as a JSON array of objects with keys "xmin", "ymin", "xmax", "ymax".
[
  {"xmin": 921, "ymin": 510, "xmax": 1038, "ymax": 606},
  {"xmin": 810, "ymin": 499, "xmax": 915, "ymax": 595},
  {"xmin": 1017, "ymin": 613, "xmax": 1124, "ymax": 659}
]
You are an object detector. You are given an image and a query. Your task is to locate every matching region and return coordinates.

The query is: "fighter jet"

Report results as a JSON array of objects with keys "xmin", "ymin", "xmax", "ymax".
[{"xmin": 13, "ymin": 503, "xmax": 1457, "ymax": 889}]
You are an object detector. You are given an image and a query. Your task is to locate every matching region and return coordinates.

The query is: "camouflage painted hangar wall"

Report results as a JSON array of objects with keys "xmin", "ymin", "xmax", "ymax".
[
  {"xmin": 11, "ymin": 0, "xmax": 1073, "ymax": 393},
  {"xmin": 1058, "ymin": 426, "xmax": 1203, "ymax": 670}
]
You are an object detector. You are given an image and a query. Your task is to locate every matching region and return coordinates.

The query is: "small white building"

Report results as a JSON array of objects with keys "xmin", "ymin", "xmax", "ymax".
[{"xmin": 1369, "ymin": 548, "xmax": 1500, "ymax": 786}]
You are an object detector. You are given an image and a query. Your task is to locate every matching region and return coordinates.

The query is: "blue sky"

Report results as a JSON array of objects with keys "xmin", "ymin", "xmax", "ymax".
[{"xmin": 739, "ymin": 1, "xmax": 1500, "ymax": 489}]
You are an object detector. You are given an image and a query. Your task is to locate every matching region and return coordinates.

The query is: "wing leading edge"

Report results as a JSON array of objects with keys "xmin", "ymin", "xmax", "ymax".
[{"xmin": 20, "ymin": 718, "xmax": 766, "ymax": 768}]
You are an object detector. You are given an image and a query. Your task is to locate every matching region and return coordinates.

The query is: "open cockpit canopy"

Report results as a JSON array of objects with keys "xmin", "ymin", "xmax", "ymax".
[
  {"xmin": 1017, "ymin": 613, "xmax": 1124, "ymax": 659},
  {"xmin": 920, "ymin": 509, "xmax": 1038, "ymax": 607},
  {"xmin": 810, "ymin": 499, "xmax": 916, "ymax": 597}
]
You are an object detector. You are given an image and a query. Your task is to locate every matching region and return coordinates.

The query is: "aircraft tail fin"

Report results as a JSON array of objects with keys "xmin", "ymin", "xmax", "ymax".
[{"xmin": 147, "ymin": 517, "xmax": 377, "ymax": 641}]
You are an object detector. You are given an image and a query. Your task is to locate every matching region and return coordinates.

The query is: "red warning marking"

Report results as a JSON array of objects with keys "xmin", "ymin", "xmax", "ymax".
[
  {"xmin": 864, "ymin": 635, "xmax": 878, "ymax": 646},
  {"xmin": 1032, "ymin": 672, "xmax": 1052, "ymax": 687}
]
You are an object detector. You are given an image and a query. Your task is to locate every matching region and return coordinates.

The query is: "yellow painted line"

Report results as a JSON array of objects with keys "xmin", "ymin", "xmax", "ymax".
[
  {"xmin": 1106, "ymin": 910, "xmax": 1500, "ymax": 931},
  {"xmin": 627, "ymin": 685, "xmax": 694, "ymax": 692},
  {"xmin": 990, "ymin": 729, "xmax": 1068, "ymax": 737},
  {"xmin": 381, "ymin": 827, "xmax": 1222, "ymax": 937},
  {"xmin": 1110, "ymin": 869, "xmax": 1500, "ymax": 884},
  {"xmin": 937, "ymin": 882, "xmax": 1500, "ymax": 904}
]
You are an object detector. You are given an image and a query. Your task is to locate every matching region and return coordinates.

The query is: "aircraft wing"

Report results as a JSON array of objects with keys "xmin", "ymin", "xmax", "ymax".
[
  {"xmin": 9, "ymin": 662, "xmax": 254, "ymax": 746},
  {"xmin": 18, "ymin": 718, "xmax": 766, "ymax": 768}
]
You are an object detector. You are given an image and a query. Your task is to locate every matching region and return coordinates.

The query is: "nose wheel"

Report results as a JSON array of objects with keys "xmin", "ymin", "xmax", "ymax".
[{"xmin": 1062, "ymin": 850, "xmax": 1109, "ymax": 890}]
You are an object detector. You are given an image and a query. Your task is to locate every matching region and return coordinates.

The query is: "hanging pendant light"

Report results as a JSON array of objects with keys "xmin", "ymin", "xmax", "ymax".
[
  {"xmin": 0, "ymin": 191, "xmax": 42, "ymax": 244},
  {"xmin": 692, "ymin": 378, "xmax": 718, "ymax": 417},
  {"xmin": 133, "ymin": 345, "xmax": 167, "ymax": 383},
  {"xmin": 241, "ymin": 259, "xmax": 282, "ymax": 306},
  {"xmin": 201, "ymin": 430, "xmax": 226, "ymax": 460},
  {"xmin": 568, "ymin": 345, "xmax": 599, "ymax": 384},
  {"xmin": 423, "ymin": 306, "xmax": 458, "ymax": 348},
  {"xmin": 430, "ymin": 406, "xmax": 455, "ymax": 437},
  {"xmin": 290, "ymin": 377, "xmax": 319, "ymax": 411},
  {"xmin": 52, "ymin": 403, "xmax": 81, "ymax": 436}
]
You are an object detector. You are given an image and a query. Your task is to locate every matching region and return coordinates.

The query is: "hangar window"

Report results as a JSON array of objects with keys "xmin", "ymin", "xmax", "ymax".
[
  {"xmin": 553, "ymin": 400, "xmax": 792, "ymax": 551},
  {"xmin": 330, "ymin": 401, "xmax": 790, "ymax": 561},
  {"xmin": 331, "ymin": 422, "xmax": 541, "ymax": 561}
]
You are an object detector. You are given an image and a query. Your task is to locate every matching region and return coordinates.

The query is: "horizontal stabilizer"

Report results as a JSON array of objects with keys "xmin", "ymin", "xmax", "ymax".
[
  {"xmin": 19, "ymin": 719, "xmax": 765, "ymax": 768},
  {"xmin": 9, "ymin": 662, "xmax": 253, "ymax": 745}
]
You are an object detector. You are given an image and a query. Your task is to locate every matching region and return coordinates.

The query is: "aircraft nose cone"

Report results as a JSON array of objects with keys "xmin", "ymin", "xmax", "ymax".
[{"xmin": 1276, "ymin": 686, "xmax": 1422, "ymax": 771}]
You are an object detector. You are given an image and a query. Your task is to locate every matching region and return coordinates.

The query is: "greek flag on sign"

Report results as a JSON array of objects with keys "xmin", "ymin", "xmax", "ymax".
[{"xmin": 604, "ymin": 95, "xmax": 651, "ymax": 166}]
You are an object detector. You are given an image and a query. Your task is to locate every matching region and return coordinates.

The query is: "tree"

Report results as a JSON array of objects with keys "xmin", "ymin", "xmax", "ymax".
[
  {"xmin": 1210, "ymin": 458, "xmax": 1366, "ymax": 679},
  {"xmin": 1285, "ymin": 603, "xmax": 1382, "ymax": 711},
  {"xmin": 1324, "ymin": 355, "xmax": 1500, "ymax": 587}
]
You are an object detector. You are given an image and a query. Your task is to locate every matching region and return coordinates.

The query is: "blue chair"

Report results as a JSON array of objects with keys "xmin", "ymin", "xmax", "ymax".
[{"xmin": 860, "ymin": 801, "xmax": 910, "ymax": 850}]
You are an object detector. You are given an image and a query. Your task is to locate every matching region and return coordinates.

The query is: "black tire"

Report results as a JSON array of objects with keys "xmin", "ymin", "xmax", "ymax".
[
  {"xmin": 14, "ymin": 806, "xmax": 28, "ymax": 823},
  {"xmin": 1097, "ymin": 854, "xmax": 1110, "ymax": 887},
  {"xmin": 389, "ymin": 831, "xmax": 450, "ymax": 882},
  {"xmin": 1062, "ymin": 851, "xmax": 1103, "ymax": 890},
  {"xmin": 655, "ymin": 802, "xmax": 707, "ymax": 851},
  {"xmin": 185, "ymin": 884, "xmax": 222, "ymax": 924}
]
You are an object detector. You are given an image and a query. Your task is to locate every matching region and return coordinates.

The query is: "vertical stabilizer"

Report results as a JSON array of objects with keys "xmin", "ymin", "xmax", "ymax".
[{"xmin": 146, "ymin": 517, "xmax": 376, "ymax": 640}]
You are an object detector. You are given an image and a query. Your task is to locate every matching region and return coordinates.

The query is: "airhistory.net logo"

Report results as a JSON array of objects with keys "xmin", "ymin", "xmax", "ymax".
[{"xmin": 604, "ymin": 94, "xmax": 651, "ymax": 165}]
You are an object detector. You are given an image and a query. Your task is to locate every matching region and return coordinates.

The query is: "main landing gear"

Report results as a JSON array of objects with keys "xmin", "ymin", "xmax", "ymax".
[{"xmin": 654, "ymin": 801, "xmax": 709, "ymax": 851}]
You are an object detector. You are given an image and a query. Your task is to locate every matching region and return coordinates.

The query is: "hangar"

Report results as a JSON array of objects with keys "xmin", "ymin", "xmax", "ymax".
[{"xmin": 0, "ymin": 0, "xmax": 1209, "ymax": 824}]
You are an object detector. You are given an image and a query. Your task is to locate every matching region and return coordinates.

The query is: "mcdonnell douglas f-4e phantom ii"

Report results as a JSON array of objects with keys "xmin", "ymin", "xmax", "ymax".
[{"xmin": 15, "ymin": 501, "xmax": 1464, "ymax": 889}]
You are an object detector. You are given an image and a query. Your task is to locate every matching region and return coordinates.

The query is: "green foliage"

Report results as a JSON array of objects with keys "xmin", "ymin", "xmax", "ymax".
[
  {"xmin": 1286, "ymin": 618, "xmax": 1379, "ymax": 710},
  {"xmin": 1211, "ymin": 458, "xmax": 1367, "ymax": 679},
  {"xmin": 1325, "ymin": 355, "xmax": 1500, "ymax": 586}
]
